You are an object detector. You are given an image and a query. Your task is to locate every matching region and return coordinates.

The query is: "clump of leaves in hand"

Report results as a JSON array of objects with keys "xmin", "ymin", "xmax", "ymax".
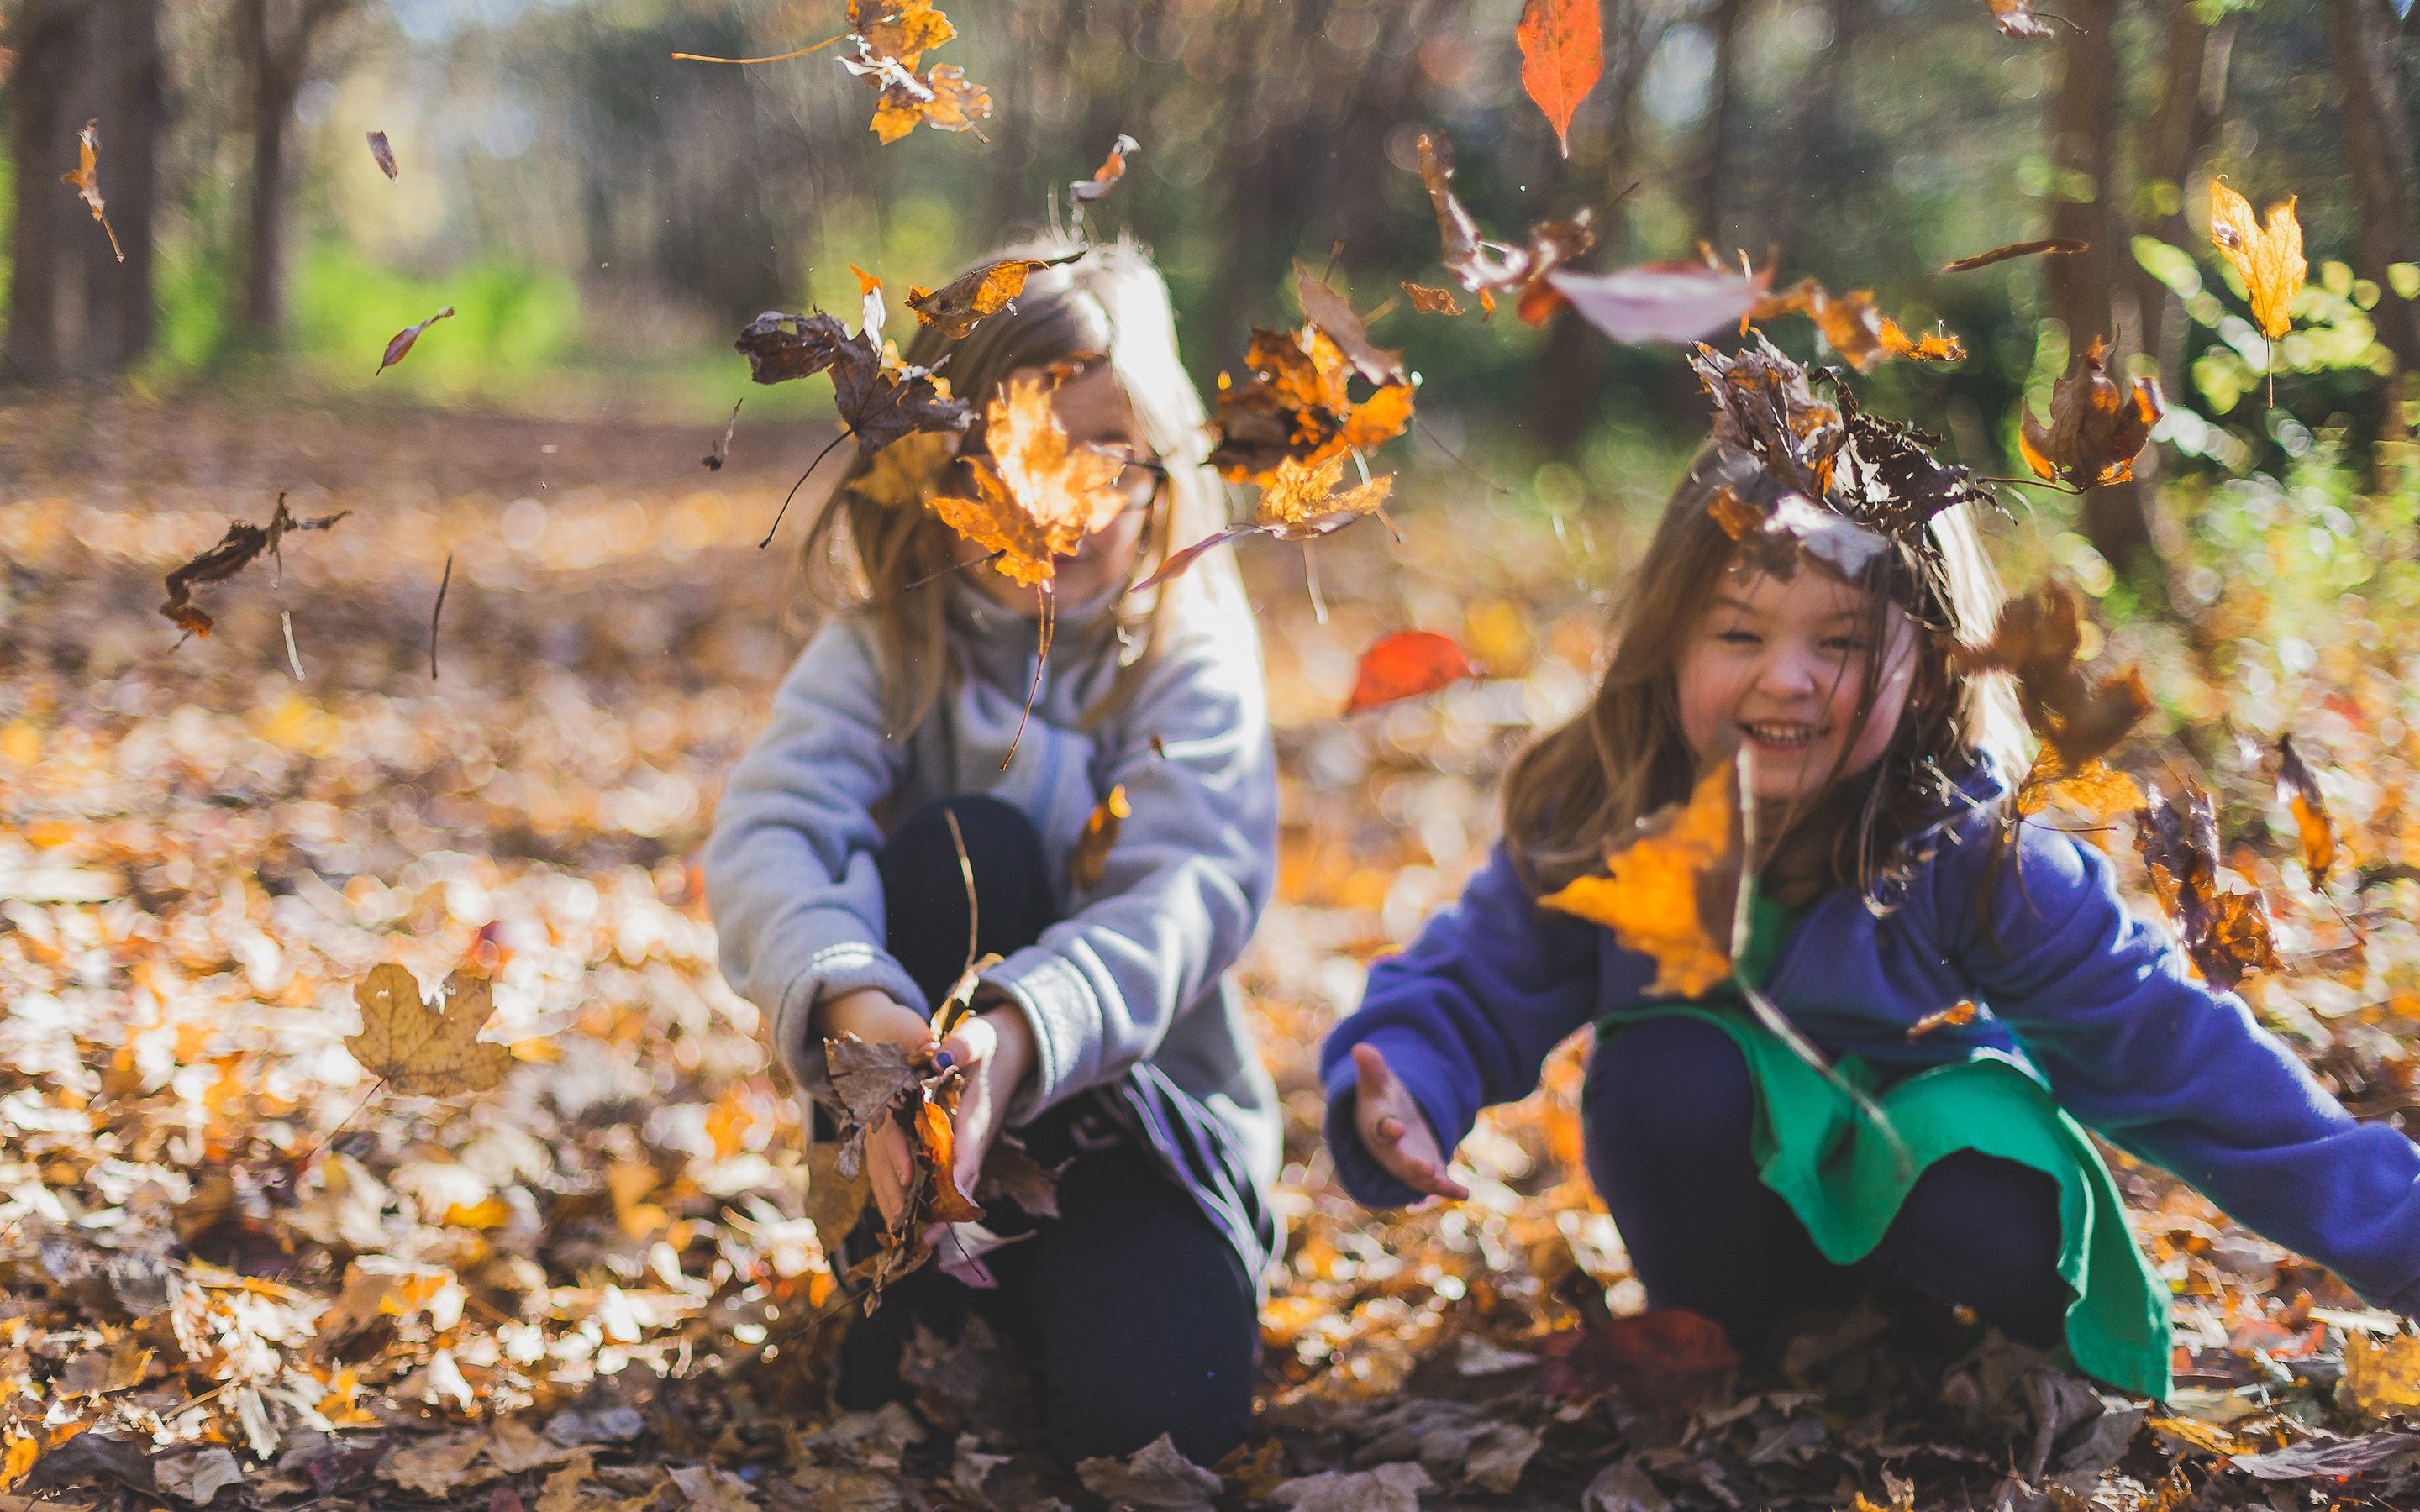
[
  {"xmin": 2134, "ymin": 781, "xmax": 2281, "ymax": 991},
  {"xmin": 1344, "ymin": 629, "xmax": 1479, "ymax": 714},
  {"xmin": 2018, "ymin": 338, "xmax": 2162, "ymax": 491},
  {"xmin": 1140, "ymin": 453, "xmax": 1392, "ymax": 590},
  {"xmin": 62, "ymin": 118, "xmax": 123, "ymax": 262},
  {"xmin": 1748, "ymin": 278, "xmax": 1965, "ymax": 370},
  {"xmin": 2207, "ymin": 180, "xmax": 2305, "ymax": 342},
  {"xmin": 2275, "ymin": 734, "xmax": 2337, "ymax": 887},
  {"xmin": 1954, "ymin": 582, "xmax": 2151, "ymax": 778},
  {"xmin": 1415, "ymin": 131, "xmax": 1596, "ymax": 323},
  {"xmin": 160, "ymin": 493, "xmax": 350, "ymax": 637},
  {"xmin": 840, "ymin": 0, "xmax": 992, "ymax": 144},
  {"xmin": 1208, "ymin": 323, "xmax": 1415, "ymax": 482},
  {"xmin": 1516, "ymin": 0, "xmax": 1602, "ymax": 157},
  {"xmin": 823, "ymin": 1033, "xmax": 985, "ymax": 1306},
  {"xmin": 348, "ymin": 963, "xmax": 513, "ymax": 1097}
]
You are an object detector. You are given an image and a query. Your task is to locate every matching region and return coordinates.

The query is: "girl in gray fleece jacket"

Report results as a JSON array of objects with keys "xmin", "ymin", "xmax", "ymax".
[{"xmin": 703, "ymin": 239, "xmax": 1279, "ymax": 1464}]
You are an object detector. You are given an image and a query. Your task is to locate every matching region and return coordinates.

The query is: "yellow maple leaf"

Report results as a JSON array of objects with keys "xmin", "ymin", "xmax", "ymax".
[
  {"xmin": 928, "ymin": 373, "xmax": 1128, "ymax": 587},
  {"xmin": 2014, "ymin": 748, "xmax": 2144, "ymax": 819},
  {"xmin": 346, "ymin": 963, "xmax": 513, "ymax": 1097},
  {"xmin": 1255, "ymin": 454, "xmax": 1394, "ymax": 532},
  {"xmin": 2208, "ymin": 179, "xmax": 2305, "ymax": 341},
  {"xmin": 1539, "ymin": 756, "xmax": 1742, "ymax": 997}
]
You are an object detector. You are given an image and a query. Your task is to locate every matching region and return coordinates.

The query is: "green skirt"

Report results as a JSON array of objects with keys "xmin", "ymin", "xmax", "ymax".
[{"xmin": 1597, "ymin": 1003, "xmax": 2172, "ymax": 1400}]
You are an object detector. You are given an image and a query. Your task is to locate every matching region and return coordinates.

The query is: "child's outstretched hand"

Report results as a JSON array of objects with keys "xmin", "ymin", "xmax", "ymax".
[{"xmin": 1349, "ymin": 1042, "xmax": 1469, "ymax": 1201}]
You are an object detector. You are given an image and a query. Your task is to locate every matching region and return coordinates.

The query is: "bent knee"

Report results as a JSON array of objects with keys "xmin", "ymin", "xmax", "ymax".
[{"xmin": 1585, "ymin": 1015, "xmax": 1756, "ymax": 1157}]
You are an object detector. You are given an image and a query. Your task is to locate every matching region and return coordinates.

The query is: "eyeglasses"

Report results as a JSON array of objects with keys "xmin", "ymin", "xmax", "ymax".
[{"xmin": 1114, "ymin": 456, "xmax": 1168, "ymax": 514}]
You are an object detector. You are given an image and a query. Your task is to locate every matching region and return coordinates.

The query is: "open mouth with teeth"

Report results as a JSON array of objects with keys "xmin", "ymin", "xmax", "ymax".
[{"xmin": 1739, "ymin": 720, "xmax": 1828, "ymax": 750}]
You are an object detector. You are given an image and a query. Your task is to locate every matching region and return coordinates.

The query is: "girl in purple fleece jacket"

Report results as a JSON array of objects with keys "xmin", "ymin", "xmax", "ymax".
[{"xmin": 1323, "ymin": 402, "xmax": 2420, "ymax": 1398}]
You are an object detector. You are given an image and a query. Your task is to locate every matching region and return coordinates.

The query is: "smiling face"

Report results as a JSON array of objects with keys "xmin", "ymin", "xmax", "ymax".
[
  {"xmin": 1675, "ymin": 565, "xmax": 1920, "ymax": 802},
  {"xmin": 960, "ymin": 362, "xmax": 1158, "ymax": 611}
]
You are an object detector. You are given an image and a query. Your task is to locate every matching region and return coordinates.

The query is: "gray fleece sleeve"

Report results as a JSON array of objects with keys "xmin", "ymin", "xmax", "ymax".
[
  {"xmin": 981, "ymin": 602, "xmax": 1279, "ymax": 1121},
  {"xmin": 702, "ymin": 620, "xmax": 923, "ymax": 1093}
]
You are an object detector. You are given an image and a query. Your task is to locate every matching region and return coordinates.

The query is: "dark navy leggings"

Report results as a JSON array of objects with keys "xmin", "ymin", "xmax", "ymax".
[
  {"xmin": 834, "ymin": 796, "xmax": 1259, "ymax": 1467},
  {"xmin": 1585, "ymin": 1014, "xmax": 2073, "ymax": 1356}
]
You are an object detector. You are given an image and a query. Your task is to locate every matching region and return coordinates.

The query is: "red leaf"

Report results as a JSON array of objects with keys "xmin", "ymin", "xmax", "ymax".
[
  {"xmin": 1516, "ymin": 0, "xmax": 1603, "ymax": 157},
  {"xmin": 1344, "ymin": 630, "xmax": 1480, "ymax": 714},
  {"xmin": 1538, "ymin": 1308, "xmax": 1739, "ymax": 1412}
]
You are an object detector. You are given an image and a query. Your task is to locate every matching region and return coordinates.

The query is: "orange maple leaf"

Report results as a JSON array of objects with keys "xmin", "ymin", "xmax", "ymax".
[
  {"xmin": 1540, "ymin": 755, "xmax": 1743, "ymax": 997},
  {"xmin": 927, "ymin": 373, "xmax": 1128, "ymax": 588}
]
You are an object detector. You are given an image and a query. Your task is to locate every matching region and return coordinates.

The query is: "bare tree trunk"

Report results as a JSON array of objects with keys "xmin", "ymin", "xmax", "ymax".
[
  {"xmin": 2044, "ymin": 0, "xmax": 2164, "ymax": 597},
  {"xmin": 3, "ymin": 0, "xmax": 77, "ymax": 383},
  {"xmin": 237, "ymin": 0, "xmax": 354, "ymax": 341},
  {"xmin": 2327, "ymin": 0, "xmax": 2420, "ymax": 381},
  {"xmin": 1688, "ymin": 0, "xmax": 1751, "ymax": 247}
]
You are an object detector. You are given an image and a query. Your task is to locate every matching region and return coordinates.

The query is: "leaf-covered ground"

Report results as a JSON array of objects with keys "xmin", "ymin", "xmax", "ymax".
[{"xmin": 5, "ymin": 394, "xmax": 2420, "ymax": 1512}]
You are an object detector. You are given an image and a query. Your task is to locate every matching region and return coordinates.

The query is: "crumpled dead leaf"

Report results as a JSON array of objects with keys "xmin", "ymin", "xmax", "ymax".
[
  {"xmin": 1075, "ymin": 1432, "xmax": 1222, "ymax": 1510},
  {"xmin": 2018, "ymin": 338, "xmax": 2161, "ymax": 491},
  {"xmin": 160, "ymin": 493, "xmax": 350, "ymax": 638}
]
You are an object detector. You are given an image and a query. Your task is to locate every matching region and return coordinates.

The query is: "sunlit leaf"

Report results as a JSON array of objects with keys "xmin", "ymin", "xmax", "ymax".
[
  {"xmin": 1516, "ymin": 0, "xmax": 1602, "ymax": 157},
  {"xmin": 1344, "ymin": 629, "xmax": 1480, "ymax": 715},
  {"xmin": 2208, "ymin": 179, "xmax": 2306, "ymax": 341},
  {"xmin": 1539, "ymin": 755, "xmax": 1741, "ymax": 999},
  {"xmin": 2018, "ymin": 339, "xmax": 2162, "ymax": 490}
]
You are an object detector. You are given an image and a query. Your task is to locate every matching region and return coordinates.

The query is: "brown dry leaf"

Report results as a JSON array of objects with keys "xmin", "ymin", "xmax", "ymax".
[
  {"xmin": 1296, "ymin": 268, "xmax": 1407, "ymax": 385},
  {"xmin": 1076, "ymin": 1434, "xmax": 1223, "ymax": 1511},
  {"xmin": 927, "ymin": 373, "xmax": 1128, "ymax": 588},
  {"xmin": 850, "ymin": 0, "xmax": 955, "ymax": 66},
  {"xmin": 1956, "ymin": 583, "xmax": 2151, "ymax": 770},
  {"xmin": 1072, "ymin": 132, "xmax": 1139, "ymax": 202},
  {"xmin": 974, "ymin": 1132, "xmax": 1065, "ymax": 1220},
  {"xmin": 346, "ymin": 963, "xmax": 513, "ymax": 1097},
  {"xmin": 1939, "ymin": 237, "xmax": 2085, "ymax": 273},
  {"xmin": 2207, "ymin": 180, "xmax": 2306, "ymax": 340},
  {"xmin": 803, "ymin": 1140, "xmax": 874, "ymax": 1253},
  {"xmin": 535, "ymin": 1450, "xmax": 598, "ymax": 1512},
  {"xmin": 1539, "ymin": 755, "xmax": 1741, "ymax": 998},
  {"xmin": 2275, "ymin": 734, "xmax": 2337, "ymax": 886},
  {"xmin": 734, "ymin": 309, "xmax": 858, "ymax": 385},
  {"xmin": 1068, "ymin": 785, "xmax": 1131, "ymax": 891},
  {"xmin": 1985, "ymin": 0, "xmax": 2057, "ymax": 39},
  {"xmin": 702, "ymin": 398, "xmax": 741, "ymax": 470},
  {"xmin": 1401, "ymin": 281, "xmax": 1464, "ymax": 316},
  {"xmin": 367, "ymin": 130, "xmax": 399, "ymax": 181},
  {"xmin": 2135, "ymin": 781, "xmax": 2281, "ymax": 992},
  {"xmin": 377, "ymin": 306, "xmax": 455, "ymax": 375},
  {"xmin": 907, "ymin": 254, "xmax": 1076, "ymax": 340},
  {"xmin": 159, "ymin": 493, "xmax": 350, "ymax": 637},
  {"xmin": 825, "ymin": 1034, "xmax": 924, "ymax": 1179},
  {"xmin": 846, "ymin": 429, "xmax": 958, "ymax": 510},
  {"xmin": 2018, "ymin": 339, "xmax": 2162, "ymax": 491},
  {"xmin": 1413, "ymin": 131, "xmax": 1594, "ymax": 323},
  {"xmin": 1517, "ymin": 0, "xmax": 1602, "ymax": 157},
  {"xmin": 1208, "ymin": 324, "xmax": 1415, "ymax": 482},
  {"xmin": 381, "ymin": 1431, "xmax": 496, "ymax": 1497},
  {"xmin": 61, "ymin": 118, "xmax": 124, "ymax": 262},
  {"xmin": 485, "ymin": 1419, "xmax": 580, "ymax": 1476},
  {"xmin": 1749, "ymin": 279, "xmax": 1965, "ymax": 371}
]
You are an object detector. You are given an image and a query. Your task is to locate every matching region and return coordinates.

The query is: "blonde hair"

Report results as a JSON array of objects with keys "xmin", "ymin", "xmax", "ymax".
[
  {"xmin": 795, "ymin": 235, "xmax": 1231, "ymax": 737},
  {"xmin": 1501, "ymin": 443, "xmax": 2029, "ymax": 905}
]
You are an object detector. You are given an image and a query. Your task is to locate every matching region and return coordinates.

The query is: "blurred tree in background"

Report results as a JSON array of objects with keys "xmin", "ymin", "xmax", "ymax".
[{"xmin": 0, "ymin": 0, "xmax": 2413, "ymax": 602}]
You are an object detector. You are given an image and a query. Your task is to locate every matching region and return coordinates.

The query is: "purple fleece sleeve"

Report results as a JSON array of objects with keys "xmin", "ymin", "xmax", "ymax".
[
  {"xmin": 1318, "ymin": 846, "xmax": 1611, "ymax": 1208},
  {"xmin": 1946, "ymin": 823, "xmax": 2420, "ymax": 1314}
]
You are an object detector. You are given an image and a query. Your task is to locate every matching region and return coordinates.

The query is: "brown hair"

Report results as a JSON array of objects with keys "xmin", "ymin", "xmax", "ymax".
[
  {"xmin": 793, "ymin": 234, "xmax": 1233, "ymax": 737},
  {"xmin": 1500, "ymin": 442, "xmax": 2028, "ymax": 906}
]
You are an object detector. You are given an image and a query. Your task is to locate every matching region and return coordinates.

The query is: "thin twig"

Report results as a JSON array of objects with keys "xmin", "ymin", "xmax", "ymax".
[
  {"xmin": 429, "ymin": 554, "xmax": 452, "ymax": 680},
  {"xmin": 944, "ymin": 806, "xmax": 978, "ymax": 979},
  {"xmin": 293, "ymin": 1077, "xmax": 386, "ymax": 1168},
  {"xmin": 1415, "ymin": 415, "xmax": 1510, "ymax": 494},
  {"xmin": 761, "ymin": 426, "xmax": 858, "ymax": 548},
  {"xmin": 907, "ymin": 549, "xmax": 1004, "ymax": 590},
  {"xmin": 1000, "ymin": 587, "xmax": 1053, "ymax": 770},
  {"xmin": 281, "ymin": 611, "xmax": 305, "ymax": 682},
  {"xmin": 670, "ymin": 31, "xmax": 848, "ymax": 63}
]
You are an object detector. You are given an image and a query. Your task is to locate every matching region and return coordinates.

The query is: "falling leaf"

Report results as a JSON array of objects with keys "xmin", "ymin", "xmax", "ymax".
[
  {"xmin": 377, "ymin": 306, "xmax": 456, "ymax": 375},
  {"xmin": 61, "ymin": 118, "xmax": 124, "ymax": 263},
  {"xmin": 1956, "ymin": 583, "xmax": 2151, "ymax": 770},
  {"xmin": 160, "ymin": 493, "xmax": 350, "ymax": 637},
  {"xmin": 1072, "ymin": 133, "xmax": 1139, "ymax": 202},
  {"xmin": 2275, "ymin": 734, "xmax": 2337, "ymax": 886},
  {"xmin": 735, "ymin": 309, "xmax": 859, "ymax": 385},
  {"xmin": 367, "ymin": 130, "xmax": 399, "ymax": 181},
  {"xmin": 1296, "ymin": 268, "xmax": 1407, "ymax": 385},
  {"xmin": 347, "ymin": 963, "xmax": 514, "ymax": 1097},
  {"xmin": 1985, "ymin": 0, "xmax": 2058, "ymax": 39},
  {"xmin": 1208, "ymin": 323, "xmax": 1416, "ymax": 481},
  {"xmin": 2207, "ymin": 180, "xmax": 2306, "ymax": 340},
  {"xmin": 2134, "ymin": 781, "xmax": 2281, "ymax": 992},
  {"xmin": 846, "ymin": 429, "xmax": 959, "ymax": 510},
  {"xmin": 907, "ymin": 254, "xmax": 1076, "ymax": 340},
  {"xmin": 852, "ymin": 263, "xmax": 887, "ymax": 348},
  {"xmin": 2014, "ymin": 748, "xmax": 2145, "ymax": 819},
  {"xmin": 1549, "ymin": 261, "xmax": 1774, "ymax": 345},
  {"xmin": 734, "ymin": 309, "xmax": 973, "ymax": 457},
  {"xmin": 1830, "ymin": 383, "xmax": 1998, "ymax": 538},
  {"xmin": 702, "ymin": 399, "xmax": 742, "ymax": 470},
  {"xmin": 927, "ymin": 373, "xmax": 1128, "ymax": 587},
  {"xmin": 1539, "ymin": 756, "xmax": 1741, "ymax": 998},
  {"xmin": 1339, "ymin": 629, "xmax": 1477, "ymax": 717},
  {"xmin": 1939, "ymin": 237, "xmax": 2085, "ymax": 273},
  {"xmin": 1413, "ymin": 131, "xmax": 1595, "ymax": 323},
  {"xmin": 1517, "ymin": 0, "xmax": 1602, "ymax": 156},
  {"xmin": 835, "ymin": 0, "xmax": 992, "ymax": 144},
  {"xmin": 1068, "ymin": 785, "xmax": 1131, "ymax": 890},
  {"xmin": 1690, "ymin": 337, "xmax": 1844, "ymax": 501},
  {"xmin": 2017, "ymin": 339, "xmax": 2162, "ymax": 491},
  {"xmin": 1749, "ymin": 279, "xmax": 1965, "ymax": 370},
  {"xmin": 1138, "ymin": 453, "xmax": 1393, "ymax": 591},
  {"xmin": 1906, "ymin": 1000, "xmax": 1981, "ymax": 1039},
  {"xmin": 1401, "ymin": 281, "xmax": 1465, "ymax": 316}
]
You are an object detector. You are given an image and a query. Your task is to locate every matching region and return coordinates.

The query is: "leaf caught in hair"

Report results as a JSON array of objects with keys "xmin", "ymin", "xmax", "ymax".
[
  {"xmin": 1401, "ymin": 282, "xmax": 1465, "ymax": 317},
  {"xmin": 160, "ymin": 494, "xmax": 350, "ymax": 637},
  {"xmin": 348, "ymin": 963, "xmax": 514, "ymax": 1098},
  {"xmin": 2017, "ymin": 339, "xmax": 2162, "ymax": 491},
  {"xmin": 1208, "ymin": 324, "xmax": 1416, "ymax": 482},
  {"xmin": 908, "ymin": 254, "xmax": 1079, "ymax": 340},
  {"xmin": 1984, "ymin": 0, "xmax": 2058, "ymax": 39},
  {"xmin": 1138, "ymin": 454, "xmax": 1393, "ymax": 591},
  {"xmin": 1549, "ymin": 261, "xmax": 1775, "ymax": 345},
  {"xmin": 1072, "ymin": 133, "xmax": 1139, "ymax": 202},
  {"xmin": 1068, "ymin": 785, "xmax": 1131, "ymax": 891},
  {"xmin": 1749, "ymin": 279, "xmax": 1965, "ymax": 370},
  {"xmin": 2134, "ymin": 782, "xmax": 2281, "ymax": 991},
  {"xmin": 2207, "ymin": 180, "xmax": 2305, "ymax": 341},
  {"xmin": 1940, "ymin": 238, "xmax": 2085, "ymax": 273},
  {"xmin": 1906, "ymin": 1000, "xmax": 1980, "ymax": 1039},
  {"xmin": 367, "ymin": 130, "xmax": 400, "ymax": 181},
  {"xmin": 1296, "ymin": 268, "xmax": 1407, "ymax": 385},
  {"xmin": 61, "ymin": 118, "xmax": 124, "ymax": 262},
  {"xmin": 1690, "ymin": 337, "xmax": 1845, "ymax": 501},
  {"xmin": 1517, "ymin": 0, "xmax": 1602, "ymax": 157},
  {"xmin": 1735, "ymin": 493, "xmax": 1892, "ymax": 582},
  {"xmin": 1540, "ymin": 756, "xmax": 1742, "ymax": 999},
  {"xmin": 928, "ymin": 373, "xmax": 1128, "ymax": 587},
  {"xmin": 1955, "ymin": 582, "xmax": 2152, "ymax": 771},
  {"xmin": 1344, "ymin": 629, "xmax": 1481, "ymax": 715},
  {"xmin": 2275, "ymin": 734, "xmax": 2337, "ymax": 886},
  {"xmin": 1833, "ymin": 381, "xmax": 1998, "ymax": 538},
  {"xmin": 1414, "ymin": 131, "xmax": 1595, "ymax": 323},
  {"xmin": 703, "ymin": 399, "xmax": 742, "ymax": 470},
  {"xmin": 378, "ymin": 306, "xmax": 456, "ymax": 375}
]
